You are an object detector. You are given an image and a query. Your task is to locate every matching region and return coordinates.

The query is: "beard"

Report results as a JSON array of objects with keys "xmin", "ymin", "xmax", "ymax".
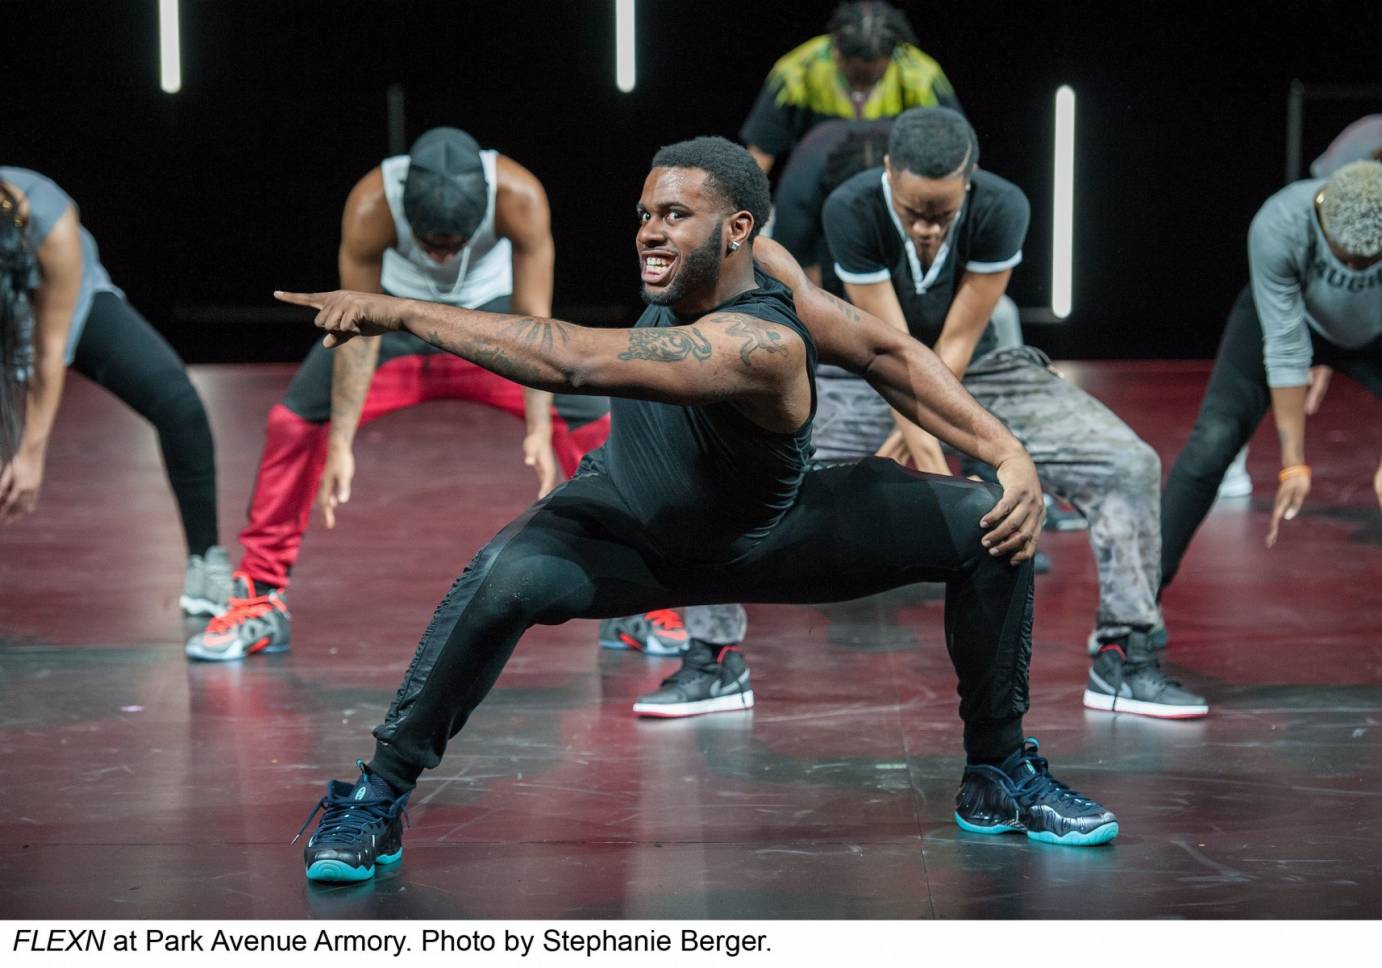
[{"xmin": 640, "ymin": 221, "xmax": 724, "ymax": 306}]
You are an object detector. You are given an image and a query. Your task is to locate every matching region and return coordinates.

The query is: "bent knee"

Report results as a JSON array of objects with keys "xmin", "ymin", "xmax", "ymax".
[
  {"xmin": 1124, "ymin": 439, "xmax": 1161, "ymax": 492},
  {"xmin": 145, "ymin": 377, "xmax": 211, "ymax": 432},
  {"xmin": 479, "ymin": 551, "xmax": 594, "ymax": 625}
]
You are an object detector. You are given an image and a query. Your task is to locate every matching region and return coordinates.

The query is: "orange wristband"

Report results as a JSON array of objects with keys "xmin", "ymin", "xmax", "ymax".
[{"xmin": 1278, "ymin": 464, "xmax": 1311, "ymax": 482}]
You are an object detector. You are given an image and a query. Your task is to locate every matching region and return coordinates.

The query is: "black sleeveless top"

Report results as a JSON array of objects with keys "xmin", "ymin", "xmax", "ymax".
[{"xmin": 602, "ymin": 267, "xmax": 817, "ymax": 563}]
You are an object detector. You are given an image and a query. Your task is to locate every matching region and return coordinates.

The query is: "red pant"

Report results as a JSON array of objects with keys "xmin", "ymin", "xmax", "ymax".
[{"xmin": 239, "ymin": 355, "xmax": 610, "ymax": 589}]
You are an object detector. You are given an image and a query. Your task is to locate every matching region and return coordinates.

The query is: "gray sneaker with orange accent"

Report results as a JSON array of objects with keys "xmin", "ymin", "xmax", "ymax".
[{"xmin": 185, "ymin": 573, "xmax": 291, "ymax": 662}]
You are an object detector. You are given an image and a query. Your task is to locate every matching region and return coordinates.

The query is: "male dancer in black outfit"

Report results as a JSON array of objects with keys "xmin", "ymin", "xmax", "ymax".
[{"xmin": 286, "ymin": 138, "xmax": 1118, "ymax": 882}]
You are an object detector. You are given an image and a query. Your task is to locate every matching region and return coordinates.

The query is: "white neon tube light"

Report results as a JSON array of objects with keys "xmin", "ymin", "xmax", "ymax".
[
  {"xmin": 616, "ymin": 0, "xmax": 636, "ymax": 93},
  {"xmin": 159, "ymin": 0, "xmax": 182, "ymax": 94},
  {"xmin": 1052, "ymin": 86, "xmax": 1075, "ymax": 318}
]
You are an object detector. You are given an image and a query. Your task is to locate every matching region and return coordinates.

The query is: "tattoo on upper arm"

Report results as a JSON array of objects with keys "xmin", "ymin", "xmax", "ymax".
[
  {"xmin": 619, "ymin": 328, "xmax": 713, "ymax": 362},
  {"xmin": 725, "ymin": 317, "xmax": 787, "ymax": 366}
]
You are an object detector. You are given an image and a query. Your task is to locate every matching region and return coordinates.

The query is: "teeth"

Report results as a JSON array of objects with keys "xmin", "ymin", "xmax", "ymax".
[{"xmin": 646, "ymin": 257, "xmax": 669, "ymax": 268}]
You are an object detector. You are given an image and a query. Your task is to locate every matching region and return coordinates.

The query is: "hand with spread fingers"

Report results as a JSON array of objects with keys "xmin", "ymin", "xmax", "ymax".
[
  {"xmin": 275, "ymin": 290, "xmax": 410, "ymax": 347},
  {"xmin": 982, "ymin": 454, "xmax": 1046, "ymax": 565}
]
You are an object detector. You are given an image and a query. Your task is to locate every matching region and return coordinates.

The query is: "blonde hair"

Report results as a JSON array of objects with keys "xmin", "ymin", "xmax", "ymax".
[{"xmin": 1320, "ymin": 160, "xmax": 1382, "ymax": 258}]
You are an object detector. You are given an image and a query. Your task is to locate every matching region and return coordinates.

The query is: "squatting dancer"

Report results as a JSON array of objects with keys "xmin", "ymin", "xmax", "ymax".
[{"xmin": 287, "ymin": 137, "xmax": 1119, "ymax": 882}]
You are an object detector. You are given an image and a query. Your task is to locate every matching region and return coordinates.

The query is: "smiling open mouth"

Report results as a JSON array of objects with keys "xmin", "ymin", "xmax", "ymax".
[{"xmin": 641, "ymin": 253, "xmax": 676, "ymax": 285}]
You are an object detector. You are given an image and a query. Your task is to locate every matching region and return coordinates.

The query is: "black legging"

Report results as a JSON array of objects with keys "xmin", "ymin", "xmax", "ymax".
[
  {"xmin": 1161, "ymin": 285, "xmax": 1382, "ymax": 590},
  {"xmin": 367, "ymin": 457, "xmax": 1034, "ymax": 792},
  {"xmin": 70, "ymin": 291, "xmax": 219, "ymax": 555}
]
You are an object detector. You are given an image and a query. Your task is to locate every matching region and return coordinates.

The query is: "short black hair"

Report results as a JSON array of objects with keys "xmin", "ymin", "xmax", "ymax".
[
  {"xmin": 821, "ymin": 126, "xmax": 893, "ymax": 198},
  {"xmin": 887, "ymin": 107, "xmax": 978, "ymax": 180},
  {"xmin": 651, "ymin": 136, "xmax": 772, "ymax": 240},
  {"xmin": 828, "ymin": 2, "xmax": 915, "ymax": 60}
]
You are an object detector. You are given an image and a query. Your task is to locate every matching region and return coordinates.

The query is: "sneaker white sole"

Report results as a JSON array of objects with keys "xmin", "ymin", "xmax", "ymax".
[
  {"xmin": 180, "ymin": 594, "xmax": 228, "ymax": 618},
  {"xmin": 185, "ymin": 638, "xmax": 290, "ymax": 662},
  {"xmin": 633, "ymin": 690, "xmax": 755, "ymax": 718},
  {"xmin": 1082, "ymin": 688, "xmax": 1208, "ymax": 719}
]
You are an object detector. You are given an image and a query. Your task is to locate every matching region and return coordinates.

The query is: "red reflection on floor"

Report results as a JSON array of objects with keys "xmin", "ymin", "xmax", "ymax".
[{"xmin": 0, "ymin": 361, "xmax": 1379, "ymax": 918}]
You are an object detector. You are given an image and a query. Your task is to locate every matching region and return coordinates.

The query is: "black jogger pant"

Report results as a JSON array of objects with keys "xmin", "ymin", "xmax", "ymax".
[
  {"xmin": 71, "ymin": 292, "xmax": 219, "ymax": 555},
  {"xmin": 367, "ymin": 457, "xmax": 1035, "ymax": 792}
]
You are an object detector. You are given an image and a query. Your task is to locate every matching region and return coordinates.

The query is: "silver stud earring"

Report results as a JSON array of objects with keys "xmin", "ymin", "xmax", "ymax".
[{"xmin": 729, "ymin": 240, "xmax": 741, "ymax": 251}]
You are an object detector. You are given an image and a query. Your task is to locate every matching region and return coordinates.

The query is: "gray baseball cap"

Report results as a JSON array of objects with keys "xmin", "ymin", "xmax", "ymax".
[{"xmin": 403, "ymin": 127, "xmax": 488, "ymax": 240}]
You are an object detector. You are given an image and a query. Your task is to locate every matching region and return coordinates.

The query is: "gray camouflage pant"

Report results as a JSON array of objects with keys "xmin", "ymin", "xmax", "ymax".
[
  {"xmin": 813, "ymin": 346, "xmax": 1162, "ymax": 639},
  {"xmin": 679, "ymin": 298, "xmax": 1027, "ymax": 648}
]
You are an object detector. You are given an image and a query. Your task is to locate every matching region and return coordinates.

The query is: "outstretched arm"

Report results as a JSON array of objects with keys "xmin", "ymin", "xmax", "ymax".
[
  {"xmin": 276, "ymin": 290, "xmax": 812, "ymax": 434},
  {"xmin": 752, "ymin": 237, "xmax": 1044, "ymax": 561}
]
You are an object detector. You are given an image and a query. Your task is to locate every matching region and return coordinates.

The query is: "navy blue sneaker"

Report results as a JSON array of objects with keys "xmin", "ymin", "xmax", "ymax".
[
  {"xmin": 954, "ymin": 739, "xmax": 1118, "ymax": 846},
  {"xmin": 294, "ymin": 763, "xmax": 410, "ymax": 882}
]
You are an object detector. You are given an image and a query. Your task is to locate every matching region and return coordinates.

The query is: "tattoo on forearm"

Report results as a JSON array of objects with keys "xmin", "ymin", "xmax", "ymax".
[
  {"xmin": 726, "ymin": 318, "xmax": 786, "ymax": 366},
  {"xmin": 827, "ymin": 291, "xmax": 863, "ymax": 323},
  {"xmin": 619, "ymin": 328, "xmax": 713, "ymax": 363},
  {"xmin": 499, "ymin": 316, "xmax": 572, "ymax": 353},
  {"xmin": 426, "ymin": 327, "xmax": 545, "ymax": 385}
]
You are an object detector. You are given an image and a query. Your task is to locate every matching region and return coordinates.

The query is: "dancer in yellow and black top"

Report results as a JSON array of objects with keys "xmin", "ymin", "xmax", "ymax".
[{"xmin": 740, "ymin": 1, "xmax": 960, "ymax": 174}]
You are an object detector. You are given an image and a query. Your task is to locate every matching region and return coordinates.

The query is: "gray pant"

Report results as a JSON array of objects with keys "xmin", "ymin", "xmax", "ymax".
[{"xmin": 815, "ymin": 346, "xmax": 1161, "ymax": 638}]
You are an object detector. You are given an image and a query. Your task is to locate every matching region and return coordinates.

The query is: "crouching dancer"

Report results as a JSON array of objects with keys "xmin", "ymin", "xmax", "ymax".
[{"xmin": 286, "ymin": 138, "xmax": 1118, "ymax": 882}]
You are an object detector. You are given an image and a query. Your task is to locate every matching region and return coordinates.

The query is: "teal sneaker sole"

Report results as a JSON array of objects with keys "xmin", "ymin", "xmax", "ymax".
[
  {"xmin": 953, "ymin": 813, "xmax": 1024, "ymax": 836},
  {"xmin": 1026, "ymin": 822, "xmax": 1119, "ymax": 846},
  {"xmin": 304, "ymin": 848, "xmax": 402, "ymax": 882},
  {"xmin": 954, "ymin": 813, "xmax": 1118, "ymax": 846},
  {"xmin": 305, "ymin": 860, "xmax": 375, "ymax": 882}
]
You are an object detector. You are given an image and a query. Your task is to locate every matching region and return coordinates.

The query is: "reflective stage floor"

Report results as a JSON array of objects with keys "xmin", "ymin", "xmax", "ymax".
[{"xmin": 1, "ymin": 361, "xmax": 1379, "ymax": 919}]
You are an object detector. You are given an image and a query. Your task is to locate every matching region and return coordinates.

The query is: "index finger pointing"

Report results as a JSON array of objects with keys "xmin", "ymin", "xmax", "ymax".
[{"xmin": 274, "ymin": 290, "xmax": 328, "ymax": 308}]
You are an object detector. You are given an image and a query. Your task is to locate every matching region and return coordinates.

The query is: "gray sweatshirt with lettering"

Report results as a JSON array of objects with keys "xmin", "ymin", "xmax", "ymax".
[{"xmin": 1248, "ymin": 178, "xmax": 1382, "ymax": 387}]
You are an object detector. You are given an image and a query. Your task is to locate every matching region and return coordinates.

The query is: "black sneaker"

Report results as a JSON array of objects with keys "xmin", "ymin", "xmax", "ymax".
[
  {"xmin": 294, "ymin": 762, "xmax": 410, "ymax": 882},
  {"xmin": 631, "ymin": 641, "xmax": 754, "ymax": 718},
  {"xmin": 954, "ymin": 738, "xmax": 1119, "ymax": 846},
  {"xmin": 1084, "ymin": 631, "xmax": 1207, "ymax": 719}
]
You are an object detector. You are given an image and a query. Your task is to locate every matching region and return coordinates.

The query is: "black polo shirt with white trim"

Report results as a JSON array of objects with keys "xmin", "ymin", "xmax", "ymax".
[{"xmin": 822, "ymin": 166, "xmax": 1029, "ymax": 359}]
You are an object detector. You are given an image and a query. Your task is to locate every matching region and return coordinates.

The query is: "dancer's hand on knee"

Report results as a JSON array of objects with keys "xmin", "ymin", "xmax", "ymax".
[
  {"xmin": 275, "ymin": 290, "xmax": 406, "ymax": 347},
  {"xmin": 1266, "ymin": 469, "xmax": 1311, "ymax": 548},
  {"xmin": 316, "ymin": 442, "xmax": 355, "ymax": 529},
  {"xmin": 983, "ymin": 455, "xmax": 1045, "ymax": 564}
]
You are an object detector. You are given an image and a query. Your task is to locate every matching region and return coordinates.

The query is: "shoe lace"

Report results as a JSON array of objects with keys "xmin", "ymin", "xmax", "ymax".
[
  {"xmin": 292, "ymin": 772, "xmax": 410, "ymax": 847},
  {"xmin": 1009, "ymin": 741, "xmax": 1099, "ymax": 810},
  {"xmin": 204, "ymin": 573, "xmax": 279, "ymax": 634},
  {"xmin": 645, "ymin": 608, "xmax": 685, "ymax": 632}
]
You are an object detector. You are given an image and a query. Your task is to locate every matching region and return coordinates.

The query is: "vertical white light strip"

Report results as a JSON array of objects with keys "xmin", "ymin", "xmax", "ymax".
[
  {"xmin": 615, "ymin": 0, "xmax": 636, "ymax": 92},
  {"xmin": 159, "ymin": 0, "xmax": 182, "ymax": 93},
  {"xmin": 1052, "ymin": 86, "xmax": 1075, "ymax": 318}
]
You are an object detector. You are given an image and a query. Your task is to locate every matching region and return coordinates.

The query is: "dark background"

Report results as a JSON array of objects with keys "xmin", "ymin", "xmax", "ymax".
[{"xmin": 6, "ymin": 0, "xmax": 1380, "ymax": 364}]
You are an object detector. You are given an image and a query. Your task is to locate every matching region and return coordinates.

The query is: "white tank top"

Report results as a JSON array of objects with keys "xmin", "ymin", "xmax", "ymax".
[{"xmin": 379, "ymin": 149, "xmax": 513, "ymax": 308}]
